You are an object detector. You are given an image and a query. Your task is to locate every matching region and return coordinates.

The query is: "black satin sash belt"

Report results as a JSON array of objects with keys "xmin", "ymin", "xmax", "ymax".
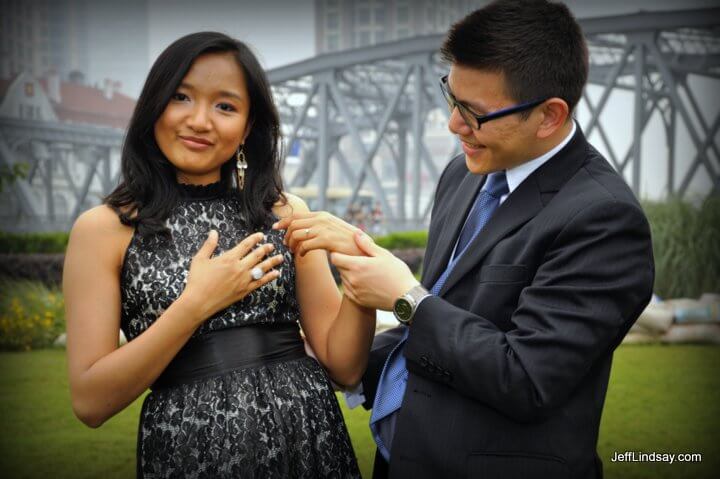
[{"xmin": 151, "ymin": 322, "xmax": 307, "ymax": 391}]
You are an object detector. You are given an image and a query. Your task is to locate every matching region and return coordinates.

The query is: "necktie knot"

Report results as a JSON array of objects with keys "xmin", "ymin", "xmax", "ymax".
[{"xmin": 485, "ymin": 171, "xmax": 509, "ymax": 199}]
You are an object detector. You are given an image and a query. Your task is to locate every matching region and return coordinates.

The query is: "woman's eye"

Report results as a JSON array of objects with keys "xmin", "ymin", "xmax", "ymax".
[
  {"xmin": 217, "ymin": 102, "xmax": 236, "ymax": 112},
  {"xmin": 171, "ymin": 92, "xmax": 189, "ymax": 101}
]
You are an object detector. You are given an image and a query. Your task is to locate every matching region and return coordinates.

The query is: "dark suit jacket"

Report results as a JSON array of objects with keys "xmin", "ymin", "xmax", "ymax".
[{"xmin": 362, "ymin": 127, "xmax": 655, "ymax": 479}]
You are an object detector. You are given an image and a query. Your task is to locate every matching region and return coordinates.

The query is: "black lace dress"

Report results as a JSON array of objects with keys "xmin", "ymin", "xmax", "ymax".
[{"xmin": 120, "ymin": 182, "xmax": 360, "ymax": 478}]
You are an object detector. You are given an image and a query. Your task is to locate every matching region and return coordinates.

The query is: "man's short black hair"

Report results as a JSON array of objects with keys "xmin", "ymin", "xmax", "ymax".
[{"xmin": 441, "ymin": 0, "xmax": 588, "ymax": 115}]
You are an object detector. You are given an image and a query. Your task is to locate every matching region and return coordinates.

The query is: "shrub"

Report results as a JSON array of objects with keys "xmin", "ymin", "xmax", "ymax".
[
  {"xmin": 0, "ymin": 232, "xmax": 69, "ymax": 254},
  {"xmin": 373, "ymin": 230, "xmax": 428, "ymax": 249},
  {"xmin": 642, "ymin": 195, "xmax": 720, "ymax": 299},
  {"xmin": 0, "ymin": 279, "xmax": 65, "ymax": 351},
  {"xmin": 0, "ymin": 254, "xmax": 65, "ymax": 286}
]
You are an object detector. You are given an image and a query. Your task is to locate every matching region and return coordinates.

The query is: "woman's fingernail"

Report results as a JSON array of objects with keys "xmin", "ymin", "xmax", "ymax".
[{"xmin": 272, "ymin": 222, "xmax": 278, "ymax": 229}]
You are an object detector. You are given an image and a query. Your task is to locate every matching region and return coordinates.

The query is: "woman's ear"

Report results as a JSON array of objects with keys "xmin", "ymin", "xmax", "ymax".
[
  {"xmin": 242, "ymin": 120, "xmax": 253, "ymax": 143},
  {"xmin": 536, "ymin": 98, "xmax": 569, "ymax": 140}
]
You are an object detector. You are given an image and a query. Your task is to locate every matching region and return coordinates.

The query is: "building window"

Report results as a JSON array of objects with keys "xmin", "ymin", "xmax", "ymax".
[
  {"xmin": 396, "ymin": 4, "xmax": 410, "ymax": 23},
  {"xmin": 327, "ymin": 33, "xmax": 340, "ymax": 51},
  {"xmin": 356, "ymin": 6, "xmax": 370, "ymax": 25},
  {"xmin": 374, "ymin": 6, "xmax": 385, "ymax": 23},
  {"xmin": 326, "ymin": 11, "xmax": 339, "ymax": 30},
  {"xmin": 356, "ymin": 30, "xmax": 371, "ymax": 47},
  {"xmin": 397, "ymin": 27, "xmax": 410, "ymax": 39}
]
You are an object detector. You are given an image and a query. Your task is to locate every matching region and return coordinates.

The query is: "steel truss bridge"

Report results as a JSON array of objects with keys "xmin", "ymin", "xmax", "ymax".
[{"xmin": 1, "ymin": 8, "xmax": 718, "ymax": 232}]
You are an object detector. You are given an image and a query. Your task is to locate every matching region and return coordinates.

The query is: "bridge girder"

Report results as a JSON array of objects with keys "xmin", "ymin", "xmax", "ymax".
[{"xmin": 1, "ymin": 8, "xmax": 718, "ymax": 232}]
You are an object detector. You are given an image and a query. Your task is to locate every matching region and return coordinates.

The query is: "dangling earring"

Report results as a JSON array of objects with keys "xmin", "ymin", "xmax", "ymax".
[{"xmin": 236, "ymin": 145, "xmax": 248, "ymax": 190}]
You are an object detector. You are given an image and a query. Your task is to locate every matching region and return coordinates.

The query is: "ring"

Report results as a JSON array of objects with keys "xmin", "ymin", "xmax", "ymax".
[
  {"xmin": 305, "ymin": 228, "xmax": 311, "ymax": 238},
  {"xmin": 251, "ymin": 266, "xmax": 264, "ymax": 281}
]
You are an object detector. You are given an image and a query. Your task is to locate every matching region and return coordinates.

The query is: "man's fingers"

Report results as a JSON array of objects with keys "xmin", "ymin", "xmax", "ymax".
[
  {"xmin": 195, "ymin": 229, "xmax": 219, "ymax": 259},
  {"xmin": 341, "ymin": 278, "xmax": 358, "ymax": 303},
  {"xmin": 330, "ymin": 251, "xmax": 361, "ymax": 269},
  {"xmin": 226, "ymin": 232, "xmax": 265, "ymax": 259},
  {"xmin": 354, "ymin": 231, "xmax": 380, "ymax": 257}
]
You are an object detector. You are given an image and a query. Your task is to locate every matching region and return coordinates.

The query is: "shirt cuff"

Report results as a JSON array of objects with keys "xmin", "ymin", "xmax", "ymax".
[{"xmin": 343, "ymin": 382, "xmax": 366, "ymax": 409}]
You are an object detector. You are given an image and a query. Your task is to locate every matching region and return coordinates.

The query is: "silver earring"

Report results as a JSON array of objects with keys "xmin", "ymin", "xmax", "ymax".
[{"xmin": 236, "ymin": 145, "xmax": 247, "ymax": 189}]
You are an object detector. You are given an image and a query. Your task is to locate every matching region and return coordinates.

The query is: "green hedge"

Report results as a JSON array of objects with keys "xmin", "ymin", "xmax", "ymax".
[
  {"xmin": 0, "ymin": 232, "xmax": 69, "ymax": 254},
  {"xmin": 1, "ymin": 196, "xmax": 718, "ymax": 299},
  {"xmin": 373, "ymin": 230, "xmax": 428, "ymax": 249},
  {"xmin": 642, "ymin": 195, "xmax": 720, "ymax": 299}
]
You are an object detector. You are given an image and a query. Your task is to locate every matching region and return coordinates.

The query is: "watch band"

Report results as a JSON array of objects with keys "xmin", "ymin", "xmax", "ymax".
[
  {"xmin": 406, "ymin": 284, "xmax": 430, "ymax": 304},
  {"xmin": 395, "ymin": 284, "xmax": 430, "ymax": 324}
]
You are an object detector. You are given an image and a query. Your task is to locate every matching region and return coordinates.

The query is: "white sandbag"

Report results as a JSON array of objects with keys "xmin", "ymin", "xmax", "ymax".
[
  {"xmin": 634, "ymin": 302, "xmax": 674, "ymax": 333},
  {"xmin": 699, "ymin": 293, "xmax": 720, "ymax": 304},
  {"xmin": 665, "ymin": 297, "xmax": 720, "ymax": 324},
  {"xmin": 661, "ymin": 324, "xmax": 720, "ymax": 344},
  {"xmin": 622, "ymin": 332, "xmax": 660, "ymax": 344}
]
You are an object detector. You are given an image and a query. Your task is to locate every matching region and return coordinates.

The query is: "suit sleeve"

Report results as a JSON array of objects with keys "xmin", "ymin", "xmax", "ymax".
[
  {"xmin": 403, "ymin": 200, "xmax": 654, "ymax": 422},
  {"xmin": 361, "ymin": 325, "xmax": 406, "ymax": 409},
  {"xmin": 360, "ymin": 156, "xmax": 463, "ymax": 409}
]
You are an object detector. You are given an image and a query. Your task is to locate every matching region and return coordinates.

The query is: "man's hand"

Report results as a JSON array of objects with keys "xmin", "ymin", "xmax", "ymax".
[{"xmin": 331, "ymin": 231, "xmax": 420, "ymax": 311}]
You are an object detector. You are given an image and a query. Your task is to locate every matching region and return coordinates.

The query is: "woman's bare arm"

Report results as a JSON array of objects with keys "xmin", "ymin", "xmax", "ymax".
[
  {"xmin": 64, "ymin": 205, "xmax": 281, "ymax": 427},
  {"xmin": 274, "ymin": 195, "xmax": 375, "ymax": 388}
]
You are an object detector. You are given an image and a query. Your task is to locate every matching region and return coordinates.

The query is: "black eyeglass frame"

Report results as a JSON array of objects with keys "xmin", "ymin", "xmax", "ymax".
[{"xmin": 439, "ymin": 75, "xmax": 548, "ymax": 130}]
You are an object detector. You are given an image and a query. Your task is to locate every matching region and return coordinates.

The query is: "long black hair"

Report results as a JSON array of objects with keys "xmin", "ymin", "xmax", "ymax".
[{"xmin": 105, "ymin": 31, "xmax": 285, "ymax": 236}]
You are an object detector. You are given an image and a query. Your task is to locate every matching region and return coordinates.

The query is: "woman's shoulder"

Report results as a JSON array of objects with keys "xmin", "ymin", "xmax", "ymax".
[
  {"xmin": 69, "ymin": 205, "xmax": 135, "ymax": 267},
  {"xmin": 72, "ymin": 204, "xmax": 132, "ymax": 234},
  {"xmin": 272, "ymin": 192, "xmax": 310, "ymax": 219}
]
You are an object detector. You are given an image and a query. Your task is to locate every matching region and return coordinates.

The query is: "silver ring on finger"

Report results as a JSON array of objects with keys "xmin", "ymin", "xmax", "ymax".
[
  {"xmin": 305, "ymin": 228, "xmax": 311, "ymax": 238},
  {"xmin": 251, "ymin": 266, "xmax": 264, "ymax": 281}
]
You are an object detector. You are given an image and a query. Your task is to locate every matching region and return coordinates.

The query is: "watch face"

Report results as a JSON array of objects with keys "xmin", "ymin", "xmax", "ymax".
[{"xmin": 394, "ymin": 298, "xmax": 413, "ymax": 321}]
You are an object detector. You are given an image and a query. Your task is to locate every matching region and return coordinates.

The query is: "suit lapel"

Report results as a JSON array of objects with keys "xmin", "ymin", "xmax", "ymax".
[
  {"xmin": 437, "ymin": 175, "xmax": 543, "ymax": 296},
  {"xmin": 433, "ymin": 125, "xmax": 590, "ymax": 297},
  {"xmin": 421, "ymin": 170, "xmax": 484, "ymax": 290}
]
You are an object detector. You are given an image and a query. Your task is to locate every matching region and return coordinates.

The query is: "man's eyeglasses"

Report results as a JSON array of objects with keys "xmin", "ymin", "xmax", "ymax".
[{"xmin": 439, "ymin": 75, "xmax": 547, "ymax": 130}]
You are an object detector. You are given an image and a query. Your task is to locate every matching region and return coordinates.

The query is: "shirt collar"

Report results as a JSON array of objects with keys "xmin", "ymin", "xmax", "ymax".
[{"xmin": 503, "ymin": 120, "xmax": 577, "ymax": 195}]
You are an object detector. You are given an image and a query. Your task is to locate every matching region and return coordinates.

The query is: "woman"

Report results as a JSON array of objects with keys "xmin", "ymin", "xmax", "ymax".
[{"xmin": 63, "ymin": 32, "xmax": 373, "ymax": 478}]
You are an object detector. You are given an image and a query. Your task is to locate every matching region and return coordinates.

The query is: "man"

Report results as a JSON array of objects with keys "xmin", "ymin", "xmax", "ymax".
[{"xmin": 277, "ymin": 1, "xmax": 654, "ymax": 477}]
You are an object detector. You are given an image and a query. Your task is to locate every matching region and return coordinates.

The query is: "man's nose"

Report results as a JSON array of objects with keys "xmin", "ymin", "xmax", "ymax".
[{"xmin": 447, "ymin": 106, "xmax": 472, "ymax": 136}]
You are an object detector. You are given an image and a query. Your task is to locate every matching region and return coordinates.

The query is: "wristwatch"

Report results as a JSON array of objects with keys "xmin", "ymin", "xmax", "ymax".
[{"xmin": 393, "ymin": 285, "xmax": 431, "ymax": 325}]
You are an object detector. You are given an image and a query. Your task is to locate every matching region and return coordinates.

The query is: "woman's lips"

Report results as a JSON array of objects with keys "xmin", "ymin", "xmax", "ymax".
[{"xmin": 179, "ymin": 136, "xmax": 213, "ymax": 150}]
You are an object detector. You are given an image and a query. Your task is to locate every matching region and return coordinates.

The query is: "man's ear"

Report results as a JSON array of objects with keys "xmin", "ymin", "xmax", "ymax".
[{"xmin": 536, "ymin": 98, "xmax": 569, "ymax": 139}]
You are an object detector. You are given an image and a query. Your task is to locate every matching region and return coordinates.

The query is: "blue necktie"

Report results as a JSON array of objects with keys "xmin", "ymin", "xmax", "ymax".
[{"xmin": 369, "ymin": 172, "xmax": 509, "ymax": 461}]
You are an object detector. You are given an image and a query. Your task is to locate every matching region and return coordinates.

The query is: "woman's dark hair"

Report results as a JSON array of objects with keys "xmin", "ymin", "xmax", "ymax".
[
  {"xmin": 105, "ymin": 31, "xmax": 285, "ymax": 236},
  {"xmin": 441, "ymin": 0, "xmax": 588, "ymax": 117}
]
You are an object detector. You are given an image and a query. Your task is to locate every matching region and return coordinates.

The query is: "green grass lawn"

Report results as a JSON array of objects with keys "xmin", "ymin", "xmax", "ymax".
[{"xmin": 0, "ymin": 345, "xmax": 718, "ymax": 478}]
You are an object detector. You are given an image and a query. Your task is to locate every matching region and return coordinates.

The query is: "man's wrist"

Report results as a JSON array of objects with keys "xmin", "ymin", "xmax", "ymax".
[{"xmin": 393, "ymin": 284, "xmax": 431, "ymax": 325}]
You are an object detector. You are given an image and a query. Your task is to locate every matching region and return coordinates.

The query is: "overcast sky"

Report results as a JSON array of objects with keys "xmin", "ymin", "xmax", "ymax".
[
  {"xmin": 82, "ymin": 0, "xmax": 719, "ymax": 98},
  {"xmin": 78, "ymin": 0, "xmax": 717, "ymax": 199}
]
